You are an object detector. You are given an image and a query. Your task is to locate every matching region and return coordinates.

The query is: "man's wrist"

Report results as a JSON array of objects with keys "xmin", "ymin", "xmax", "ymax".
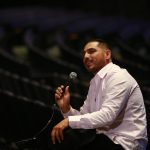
[{"xmin": 61, "ymin": 105, "xmax": 70, "ymax": 113}]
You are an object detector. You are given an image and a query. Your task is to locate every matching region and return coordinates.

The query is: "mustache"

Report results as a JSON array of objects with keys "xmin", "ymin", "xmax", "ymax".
[{"xmin": 84, "ymin": 58, "xmax": 93, "ymax": 64}]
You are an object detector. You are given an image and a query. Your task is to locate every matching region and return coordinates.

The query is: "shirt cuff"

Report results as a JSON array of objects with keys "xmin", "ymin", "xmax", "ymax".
[{"xmin": 68, "ymin": 115, "xmax": 81, "ymax": 128}]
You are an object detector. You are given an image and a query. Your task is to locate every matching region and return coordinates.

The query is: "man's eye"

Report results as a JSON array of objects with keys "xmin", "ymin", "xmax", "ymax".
[
  {"xmin": 82, "ymin": 48, "xmax": 97, "ymax": 56},
  {"xmin": 88, "ymin": 49, "xmax": 96, "ymax": 54}
]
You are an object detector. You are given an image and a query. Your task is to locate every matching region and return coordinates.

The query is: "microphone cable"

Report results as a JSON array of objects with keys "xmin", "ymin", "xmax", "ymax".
[
  {"xmin": 15, "ymin": 72, "xmax": 77, "ymax": 147},
  {"xmin": 15, "ymin": 104, "xmax": 56, "ymax": 146}
]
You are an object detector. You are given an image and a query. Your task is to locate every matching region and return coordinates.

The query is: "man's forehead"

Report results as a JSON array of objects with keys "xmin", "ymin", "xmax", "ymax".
[
  {"xmin": 86, "ymin": 41, "xmax": 99, "ymax": 46},
  {"xmin": 84, "ymin": 41, "xmax": 99, "ymax": 49}
]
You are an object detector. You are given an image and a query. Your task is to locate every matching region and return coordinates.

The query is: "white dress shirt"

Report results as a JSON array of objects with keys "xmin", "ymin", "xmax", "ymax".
[{"xmin": 63, "ymin": 62, "xmax": 148, "ymax": 150}]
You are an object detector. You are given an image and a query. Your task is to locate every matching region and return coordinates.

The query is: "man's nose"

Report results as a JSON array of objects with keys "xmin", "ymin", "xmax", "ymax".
[{"xmin": 84, "ymin": 52, "xmax": 90, "ymax": 58}]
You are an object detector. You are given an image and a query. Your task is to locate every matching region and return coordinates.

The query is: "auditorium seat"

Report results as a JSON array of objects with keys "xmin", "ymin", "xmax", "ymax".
[
  {"xmin": 0, "ymin": 48, "xmax": 32, "ymax": 78},
  {"xmin": 0, "ymin": 69, "xmax": 54, "ymax": 106}
]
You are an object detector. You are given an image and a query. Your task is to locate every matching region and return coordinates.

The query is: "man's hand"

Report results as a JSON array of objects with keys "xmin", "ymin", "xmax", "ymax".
[
  {"xmin": 51, "ymin": 118, "xmax": 69, "ymax": 144},
  {"xmin": 55, "ymin": 85, "xmax": 71, "ymax": 113}
]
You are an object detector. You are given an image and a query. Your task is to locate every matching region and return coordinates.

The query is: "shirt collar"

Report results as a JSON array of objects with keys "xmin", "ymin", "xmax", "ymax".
[{"xmin": 97, "ymin": 62, "xmax": 113, "ymax": 79}]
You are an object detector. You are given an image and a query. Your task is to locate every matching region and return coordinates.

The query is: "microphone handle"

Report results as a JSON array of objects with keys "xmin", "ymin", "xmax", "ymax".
[{"xmin": 62, "ymin": 78, "xmax": 72, "ymax": 93}]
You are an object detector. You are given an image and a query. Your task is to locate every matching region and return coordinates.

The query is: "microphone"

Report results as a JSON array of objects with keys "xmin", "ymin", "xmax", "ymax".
[
  {"xmin": 63, "ymin": 72, "xmax": 77, "ymax": 92},
  {"xmin": 69, "ymin": 72, "xmax": 77, "ymax": 79},
  {"xmin": 66, "ymin": 72, "xmax": 77, "ymax": 85},
  {"xmin": 61, "ymin": 72, "xmax": 77, "ymax": 95}
]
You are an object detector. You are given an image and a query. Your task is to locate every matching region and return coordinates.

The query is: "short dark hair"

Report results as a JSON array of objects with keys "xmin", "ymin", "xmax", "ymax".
[{"xmin": 82, "ymin": 38, "xmax": 111, "ymax": 50}]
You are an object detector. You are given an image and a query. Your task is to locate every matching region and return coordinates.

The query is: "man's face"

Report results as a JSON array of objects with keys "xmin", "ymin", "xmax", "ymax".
[{"xmin": 83, "ymin": 41, "xmax": 111, "ymax": 74}]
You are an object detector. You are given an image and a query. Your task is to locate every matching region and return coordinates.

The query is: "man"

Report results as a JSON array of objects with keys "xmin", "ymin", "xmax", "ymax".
[{"xmin": 49, "ymin": 39, "xmax": 148, "ymax": 150}]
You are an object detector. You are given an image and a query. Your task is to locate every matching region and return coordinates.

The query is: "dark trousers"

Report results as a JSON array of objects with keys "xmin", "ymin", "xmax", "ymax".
[
  {"xmin": 83, "ymin": 133, "xmax": 124, "ymax": 150},
  {"xmin": 48, "ymin": 128, "xmax": 96, "ymax": 150},
  {"xmin": 47, "ymin": 108, "xmax": 124, "ymax": 150},
  {"xmin": 48, "ymin": 129, "xmax": 124, "ymax": 150}
]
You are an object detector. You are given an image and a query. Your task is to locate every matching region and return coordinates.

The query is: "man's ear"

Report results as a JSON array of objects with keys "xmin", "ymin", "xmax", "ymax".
[{"xmin": 105, "ymin": 49, "xmax": 111, "ymax": 60}]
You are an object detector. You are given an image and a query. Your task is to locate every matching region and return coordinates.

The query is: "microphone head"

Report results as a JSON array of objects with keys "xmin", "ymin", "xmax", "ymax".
[{"xmin": 69, "ymin": 72, "xmax": 77, "ymax": 80}]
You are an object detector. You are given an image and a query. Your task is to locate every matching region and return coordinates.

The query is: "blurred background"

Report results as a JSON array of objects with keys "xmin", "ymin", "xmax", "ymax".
[{"xmin": 0, "ymin": 0, "xmax": 150, "ymax": 149}]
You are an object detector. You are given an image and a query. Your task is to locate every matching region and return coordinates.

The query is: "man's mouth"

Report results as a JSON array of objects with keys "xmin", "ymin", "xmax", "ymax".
[{"xmin": 86, "ymin": 61, "xmax": 93, "ymax": 67}]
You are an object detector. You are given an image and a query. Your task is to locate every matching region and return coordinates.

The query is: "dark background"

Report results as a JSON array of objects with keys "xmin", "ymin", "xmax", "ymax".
[{"xmin": 0, "ymin": 0, "xmax": 150, "ymax": 19}]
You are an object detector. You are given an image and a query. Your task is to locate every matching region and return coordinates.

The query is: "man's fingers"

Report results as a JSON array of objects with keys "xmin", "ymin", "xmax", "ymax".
[
  {"xmin": 51, "ymin": 130, "xmax": 56, "ymax": 144},
  {"xmin": 60, "ymin": 129, "xmax": 64, "ymax": 141},
  {"xmin": 56, "ymin": 86, "xmax": 64, "ymax": 93},
  {"xmin": 51, "ymin": 127, "xmax": 64, "ymax": 144},
  {"xmin": 55, "ymin": 129, "xmax": 62, "ymax": 143},
  {"xmin": 55, "ymin": 93, "xmax": 61, "ymax": 99},
  {"xmin": 55, "ymin": 86, "xmax": 65, "ymax": 99}
]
